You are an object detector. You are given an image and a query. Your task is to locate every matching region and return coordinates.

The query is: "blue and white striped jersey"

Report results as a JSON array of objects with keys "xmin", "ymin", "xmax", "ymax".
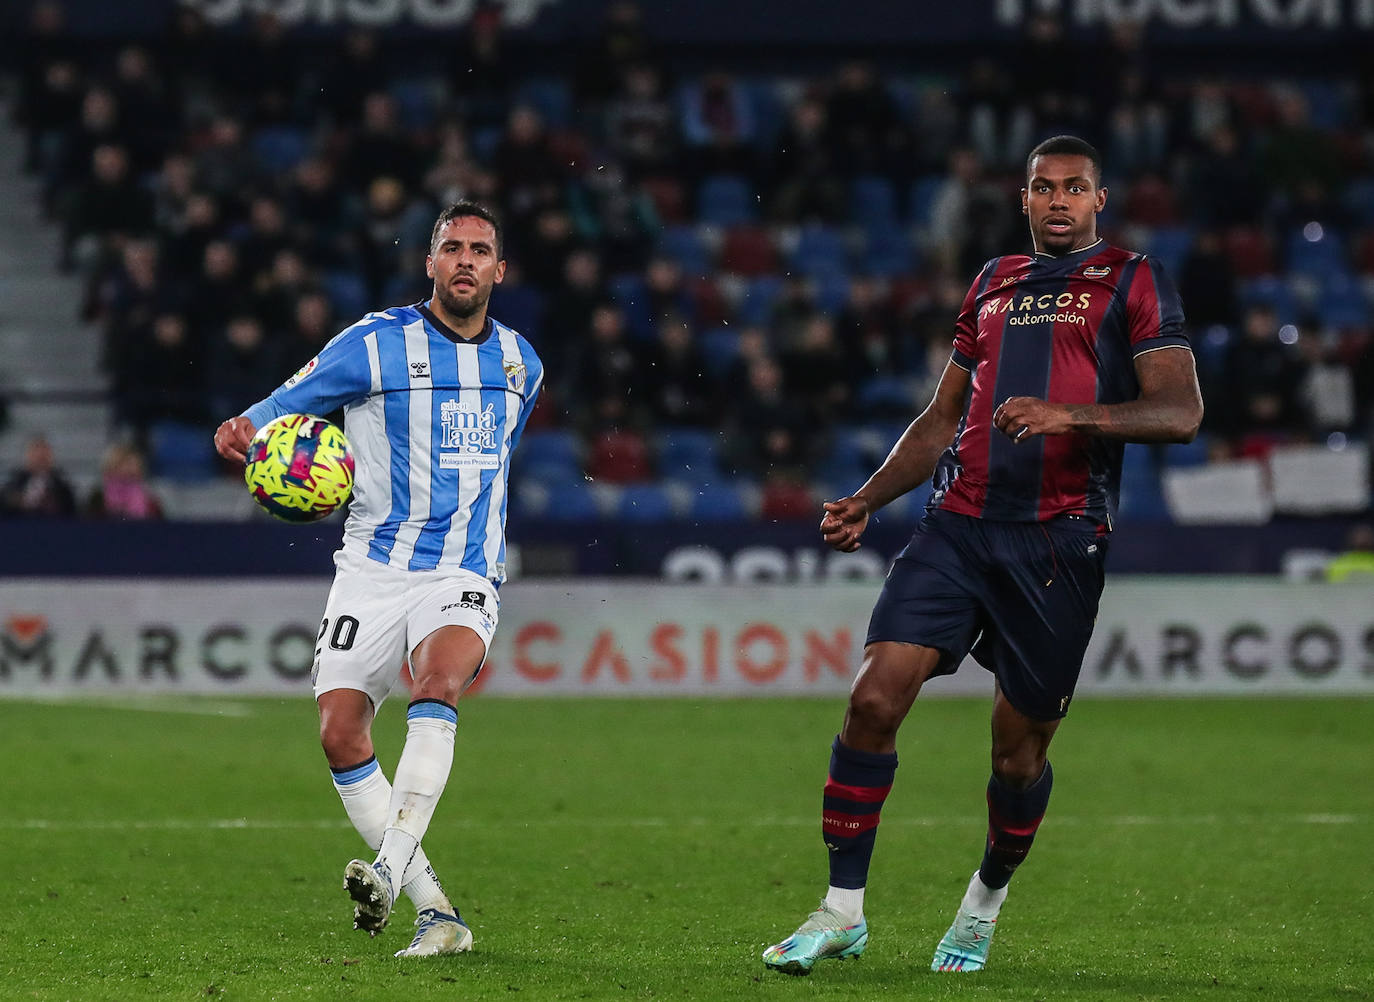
[{"xmin": 243, "ymin": 302, "xmax": 543, "ymax": 582}]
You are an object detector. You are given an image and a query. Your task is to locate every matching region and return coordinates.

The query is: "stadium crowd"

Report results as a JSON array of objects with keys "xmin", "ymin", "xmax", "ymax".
[{"xmin": 5, "ymin": 0, "xmax": 1374, "ymax": 522}]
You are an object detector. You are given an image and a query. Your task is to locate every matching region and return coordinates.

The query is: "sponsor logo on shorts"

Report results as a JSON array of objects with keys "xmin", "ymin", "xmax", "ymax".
[{"xmin": 441, "ymin": 592, "xmax": 495, "ymax": 625}]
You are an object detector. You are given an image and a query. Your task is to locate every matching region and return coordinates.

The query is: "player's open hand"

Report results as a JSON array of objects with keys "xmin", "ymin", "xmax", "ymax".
[
  {"xmin": 993, "ymin": 396, "xmax": 1067, "ymax": 443},
  {"xmin": 820, "ymin": 496, "xmax": 871, "ymax": 552},
  {"xmin": 213, "ymin": 416, "xmax": 257, "ymax": 464}
]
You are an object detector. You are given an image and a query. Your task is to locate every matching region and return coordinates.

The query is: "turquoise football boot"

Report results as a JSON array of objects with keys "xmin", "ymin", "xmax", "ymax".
[{"xmin": 762, "ymin": 901, "xmax": 868, "ymax": 975}]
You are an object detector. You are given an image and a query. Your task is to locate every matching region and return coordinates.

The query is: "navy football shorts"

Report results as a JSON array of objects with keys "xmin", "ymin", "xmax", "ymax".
[{"xmin": 866, "ymin": 508, "xmax": 1109, "ymax": 720}]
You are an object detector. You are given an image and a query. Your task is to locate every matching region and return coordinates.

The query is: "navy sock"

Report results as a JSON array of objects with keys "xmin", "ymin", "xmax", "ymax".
[
  {"xmin": 822, "ymin": 737, "xmax": 898, "ymax": 890},
  {"xmin": 979, "ymin": 760, "xmax": 1053, "ymax": 890}
]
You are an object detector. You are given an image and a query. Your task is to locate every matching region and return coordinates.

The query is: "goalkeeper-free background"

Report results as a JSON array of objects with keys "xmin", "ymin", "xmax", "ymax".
[{"xmin": 2, "ymin": 695, "xmax": 1369, "ymax": 1001}]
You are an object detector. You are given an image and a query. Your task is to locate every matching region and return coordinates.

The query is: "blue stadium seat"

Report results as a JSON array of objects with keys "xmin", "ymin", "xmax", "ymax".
[
  {"xmin": 860, "ymin": 223, "xmax": 915, "ymax": 277},
  {"xmin": 1118, "ymin": 444, "xmax": 1169, "ymax": 523},
  {"xmin": 1317, "ymin": 273, "xmax": 1371, "ymax": 330},
  {"xmin": 323, "ymin": 271, "xmax": 369, "ymax": 320},
  {"xmin": 616, "ymin": 483, "xmax": 677, "ymax": 522},
  {"xmin": 609, "ymin": 273, "xmax": 653, "ymax": 339},
  {"xmin": 251, "ymin": 126, "xmax": 309, "ymax": 173},
  {"xmin": 515, "ymin": 77, "xmax": 573, "ymax": 127},
  {"xmin": 684, "ymin": 482, "xmax": 751, "ymax": 522},
  {"xmin": 790, "ymin": 223, "xmax": 846, "ymax": 278},
  {"xmin": 389, "ymin": 78, "xmax": 439, "ymax": 129},
  {"xmin": 1284, "ymin": 228, "xmax": 1348, "ymax": 278},
  {"xmin": 1145, "ymin": 226, "xmax": 1195, "ymax": 276},
  {"xmin": 698, "ymin": 326, "xmax": 740, "ymax": 377},
  {"xmin": 656, "ymin": 427, "xmax": 721, "ymax": 482},
  {"xmin": 542, "ymin": 480, "xmax": 603, "ymax": 522},
  {"xmin": 908, "ymin": 174, "xmax": 946, "ymax": 227},
  {"xmin": 148, "ymin": 420, "xmax": 218, "ymax": 483},
  {"xmin": 515, "ymin": 430, "xmax": 583, "ymax": 484},
  {"xmin": 1239, "ymin": 276, "xmax": 1301, "ymax": 325},
  {"xmin": 1341, "ymin": 178, "xmax": 1374, "ymax": 226},
  {"xmin": 1163, "ymin": 433, "xmax": 1210, "ymax": 468},
  {"xmin": 488, "ymin": 283, "xmax": 545, "ymax": 341},
  {"xmin": 697, "ymin": 174, "xmax": 756, "ymax": 226},
  {"xmin": 737, "ymin": 275, "xmax": 784, "ymax": 327},
  {"xmin": 851, "ymin": 175, "xmax": 898, "ymax": 231},
  {"xmin": 856, "ymin": 375, "xmax": 915, "ymax": 414},
  {"xmin": 656, "ymin": 225, "xmax": 712, "ymax": 275}
]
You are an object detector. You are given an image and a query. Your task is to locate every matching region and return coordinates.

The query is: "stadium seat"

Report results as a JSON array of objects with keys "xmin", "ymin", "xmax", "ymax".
[
  {"xmin": 148, "ymin": 420, "xmax": 219, "ymax": 483},
  {"xmin": 908, "ymin": 174, "xmax": 946, "ymax": 228},
  {"xmin": 1163, "ymin": 433, "xmax": 1211, "ymax": 468},
  {"xmin": 696, "ymin": 174, "xmax": 756, "ymax": 226},
  {"xmin": 851, "ymin": 175, "xmax": 899, "ymax": 231},
  {"xmin": 539, "ymin": 480, "xmax": 604, "ymax": 522},
  {"xmin": 1342, "ymin": 179, "xmax": 1374, "ymax": 227},
  {"xmin": 515, "ymin": 430, "xmax": 583, "ymax": 484},
  {"xmin": 389, "ymin": 78, "xmax": 439, "ymax": 129},
  {"xmin": 322, "ymin": 271, "xmax": 369, "ymax": 320},
  {"xmin": 616, "ymin": 483, "xmax": 679, "ymax": 522},
  {"xmin": 656, "ymin": 225, "xmax": 711, "ymax": 275},
  {"xmin": 608, "ymin": 273, "xmax": 653, "ymax": 339},
  {"xmin": 515, "ymin": 77, "xmax": 573, "ymax": 127},
  {"xmin": 641, "ymin": 176, "xmax": 688, "ymax": 224},
  {"xmin": 1118, "ymin": 444, "xmax": 1169, "ymax": 523},
  {"xmin": 1238, "ymin": 276, "xmax": 1300, "ymax": 325},
  {"xmin": 1316, "ymin": 272, "xmax": 1370, "ymax": 330},
  {"xmin": 587, "ymin": 428, "xmax": 652, "ymax": 484},
  {"xmin": 790, "ymin": 223, "xmax": 846, "ymax": 278},
  {"xmin": 736, "ymin": 275, "xmax": 784, "ymax": 327},
  {"xmin": 656, "ymin": 427, "xmax": 722, "ymax": 483},
  {"xmin": 1283, "ymin": 228, "xmax": 1348, "ymax": 279},
  {"xmin": 855, "ymin": 375, "xmax": 916, "ymax": 414},
  {"xmin": 697, "ymin": 326, "xmax": 739, "ymax": 377},
  {"xmin": 684, "ymin": 482, "xmax": 753, "ymax": 522},
  {"xmin": 487, "ymin": 283, "xmax": 544, "ymax": 340},
  {"xmin": 251, "ymin": 125, "xmax": 310, "ymax": 173},
  {"xmin": 719, "ymin": 226, "xmax": 780, "ymax": 276},
  {"xmin": 1222, "ymin": 226, "xmax": 1276, "ymax": 277},
  {"xmin": 859, "ymin": 223, "xmax": 916, "ymax": 278},
  {"xmin": 1145, "ymin": 226, "xmax": 1195, "ymax": 276}
]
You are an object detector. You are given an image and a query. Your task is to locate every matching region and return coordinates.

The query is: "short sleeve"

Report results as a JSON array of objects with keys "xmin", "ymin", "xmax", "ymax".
[{"xmin": 1128, "ymin": 257, "xmax": 1191, "ymax": 357}]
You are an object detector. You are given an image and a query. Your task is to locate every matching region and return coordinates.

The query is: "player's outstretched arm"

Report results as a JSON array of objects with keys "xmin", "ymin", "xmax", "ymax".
[
  {"xmin": 213, "ymin": 416, "xmax": 258, "ymax": 464},
  {"xmin": 820, "ymin": 358, "xmax": 972, "ymax": 552},
  {"xmin": 994, "ymin": 347, "xmax": 1202, "ymax": 445}
]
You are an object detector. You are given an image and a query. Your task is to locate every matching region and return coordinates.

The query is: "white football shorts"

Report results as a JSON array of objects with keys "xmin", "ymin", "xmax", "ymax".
[{"xmin": 311, "ymin": 546, "xmax": 500, "ymax": 706}]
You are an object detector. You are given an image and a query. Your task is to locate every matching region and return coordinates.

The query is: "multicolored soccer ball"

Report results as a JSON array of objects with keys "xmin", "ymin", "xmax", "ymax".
[{"xmin": 243, "ymin": 414, "xmax": 355, "ymax": 523}]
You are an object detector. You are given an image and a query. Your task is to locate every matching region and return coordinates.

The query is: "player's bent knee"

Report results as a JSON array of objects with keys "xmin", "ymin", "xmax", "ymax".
[
  {"xmin": 991, "ymin": 749, "xmax": 1048, "ymax": 790},
  {"xmin": 845, "ymin": 688, "xmax": 905, "ymax": 743}
]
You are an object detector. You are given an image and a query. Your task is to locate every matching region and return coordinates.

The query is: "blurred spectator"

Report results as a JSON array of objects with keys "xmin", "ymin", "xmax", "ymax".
[
  {"xmin": 1185, "ymin": 124, "xmax": 1265, "ymax": 228},
  {"xmin": 342, "ymin": 92, "xmax": 422, "ymax": 192},
  {"xmin": 781, "ymin": 315, "xmax": 850, "ymax": 423},
  {"xmin": 566, "ymin": 302, "xmax": 646, "ymax": 435},
  {"xmin": 491, "ymin": 104, "xmax": 563, "ymax": 233},
  {"xmin": 1219, "ymin": 305, "xmax": 1302, "ymax": 444},
  {"xmin": 604, "ymin": 62, "xmax": 678, "ymax": 179},
  {"xmin": 120, "ymin": 311, "xmax": 206, "ymax": 433},
  {"xmin": 448, "ymin": 1, "xmax": 509, "ymax": 129},
  {"xmin": 1176, "ymin": 229, "xmax": 1239, "ymax": 330},
  {"xmin": 208, "ymin": 314, "xmax": 283, "ymax": 420},
  {"xmin": 767, "ymin": 94, "xmax": 846, "ymax": 224},
  {"xmin": 1324, "ymin": 524, "xmax": 1374, "ymax": 583},
  {"xmin": 61, "ymin": 143, "xmax": 153, "ymax": 273},
  {"xmin": 576, "ymin": 0, "xmax": 657, "ymax": 103},
  {"xmin": 1, "ymin": 435, "xmax": 77, "ymax": 519},
  {"xmin": 724, "ymin": 355, "xmax": 812, "ymax": 479},
  {"xmin": 680, "ymin": 70, "xmax": 755, "ymax": 179},
  {"xmin": 643, "ymin": 320, "xmax": 713, "ymax": 428},
  {"xmin": 824, "ymin": 61, "xmax": 907, "ymax": 178},
  {"xmin": 84, "ymin": 442, "xmax": 163, "ymax": 520},
  {"xmin": 1294, "ymin": 322, "xmax": 1356, "ymax": 437}
]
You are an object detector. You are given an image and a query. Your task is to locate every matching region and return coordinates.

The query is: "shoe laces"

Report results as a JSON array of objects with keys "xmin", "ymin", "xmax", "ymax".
[
  {"xmin": 796, "ymin": 901, "xmax": 851, "ymax": 934},
  {"xmin": 950, "ymin": 910, "xmax": 996, "ymax": 948}
]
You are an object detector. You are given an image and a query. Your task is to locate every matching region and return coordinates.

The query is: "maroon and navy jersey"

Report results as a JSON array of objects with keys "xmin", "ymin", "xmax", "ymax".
[{"xmin": 932, "ymin": 240, "xmax": 1190, "ymax": 526}]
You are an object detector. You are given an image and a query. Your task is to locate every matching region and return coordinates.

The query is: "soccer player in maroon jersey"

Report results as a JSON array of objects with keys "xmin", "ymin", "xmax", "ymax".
[{"xmin": 763, "ymin": 136, "xmax": 1203, "ymax": 976}]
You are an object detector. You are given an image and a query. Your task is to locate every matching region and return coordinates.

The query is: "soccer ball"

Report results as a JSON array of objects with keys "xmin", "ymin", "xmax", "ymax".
[{"xmin": 243, "ymin": 413, "xmax": 355, "ymax": 523}]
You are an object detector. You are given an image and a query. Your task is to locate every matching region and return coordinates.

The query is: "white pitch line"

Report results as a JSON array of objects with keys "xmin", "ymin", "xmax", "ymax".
[
  {"xmin": 2, "ymin": 814, "xmax": 1360, "ymax": 831},
  {"xmin": 7, "ymin": 696, "xmax": 255, "ymax": 717}
]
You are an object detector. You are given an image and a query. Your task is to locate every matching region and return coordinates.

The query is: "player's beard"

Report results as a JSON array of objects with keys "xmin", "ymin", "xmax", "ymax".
[{"xmin": 434, "ymin": 281, "xmax": 490, "ymax": 320}]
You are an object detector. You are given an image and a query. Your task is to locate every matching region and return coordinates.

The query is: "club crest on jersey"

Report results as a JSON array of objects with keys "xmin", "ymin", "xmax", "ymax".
[
  {"xmin": 1083, "ymin": 265, "xmax": 1111, "ymax": 278},
  {"xmin": 503, "ymin": 360, "xmax": 527, "ymax": 392},
  {"xmin": 284, "ymin": 356, "xmax": 318, "ymax": 388}
]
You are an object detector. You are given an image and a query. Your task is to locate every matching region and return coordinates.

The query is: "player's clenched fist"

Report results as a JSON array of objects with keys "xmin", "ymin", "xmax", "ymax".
[
  {"xmin": 993, "ymin": 396, "xmax": 1067, "ymax": 443},
  {"xmin": 820, "ymin": 495, "xmax": 871, "ymax": 552},
  {"xmin": 213, "ymin": 416, "xmax": 257, "ymax": 464}
]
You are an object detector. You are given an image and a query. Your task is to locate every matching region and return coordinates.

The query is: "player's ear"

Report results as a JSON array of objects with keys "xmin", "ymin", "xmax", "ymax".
[
  {"xmin": 1095, "ymin": 186, "xmax": 1108, "ymax": 213},
  {"xmin": 425, "ymin": 254, "xmax": 435, "ymax": 279},
  {"xmin": 1020, "ymin": 188, "xmax": 1028, "ymax": 214},
  {"xmin": 493, "ymin": 259, "xmax": 506, "ymax": 285}
]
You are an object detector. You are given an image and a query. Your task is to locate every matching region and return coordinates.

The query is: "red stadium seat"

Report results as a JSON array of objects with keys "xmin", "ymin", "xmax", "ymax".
[
  {"xmin": 719, "ymin": 226, "xmax": 780, "ymax": 277},
  {"xmin": 587, "ymin": 429, "xmax": 653, "ymax": 484},
  {"xmin": 1222, "ymin": 226, "xmax": 1276, "ymax": 277}
]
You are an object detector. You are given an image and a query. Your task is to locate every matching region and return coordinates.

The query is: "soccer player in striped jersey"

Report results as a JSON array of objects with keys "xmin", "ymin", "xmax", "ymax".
[
  {"xmin": 214, "ymin": 202, "xmax": 543, "ymax": 957},
  {"xmin": 763, "ymin": 136, "xmax": 1204, "ymax": 976}
]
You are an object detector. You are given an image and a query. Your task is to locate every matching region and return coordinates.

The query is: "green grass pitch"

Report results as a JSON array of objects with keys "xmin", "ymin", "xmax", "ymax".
[{"xmin": 2, "ymin": 695, "xmax": 1370, "ymax": 1001}]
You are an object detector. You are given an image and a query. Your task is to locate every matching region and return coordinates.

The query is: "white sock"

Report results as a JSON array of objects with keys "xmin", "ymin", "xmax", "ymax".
[
  {"xmin": 331, "ymin": 757, "xmax": 450, "ymax": 912},
  {"xmin": 961, "ymin": 869, "xmax": 1008, "ymax": 920},
  {"xmin": 375, "ymin": 702, "xmax": 458, "ymax": 897},
  {"xmin": 823, "ymin": 885, "xmax": 865, "ymax": 923}
]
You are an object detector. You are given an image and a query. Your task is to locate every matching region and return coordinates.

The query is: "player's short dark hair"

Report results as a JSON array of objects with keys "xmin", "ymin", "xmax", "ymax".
[
  {"xmin": 1026, "ymin": 135, "xmax": 1103, "ymax": 187},
  {"xmin": 430, "ymin": 201, "xmax": 504, "ymax": 258}
]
